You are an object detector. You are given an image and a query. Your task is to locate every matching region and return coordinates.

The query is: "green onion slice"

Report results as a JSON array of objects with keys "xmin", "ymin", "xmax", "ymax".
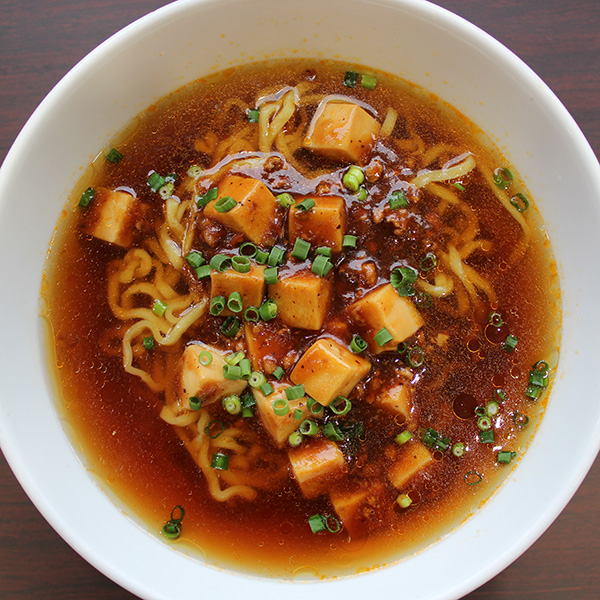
[
  {"xmin": 220, "ymin": 316, "xmax": 241, "ymax": 337},
  {"xmin": 388, "ymin": 189, "xmax": 409, "ymax": 209},
  {"xmin": 244, "ymin": 306, "xmax": 260, "ymax": 322},
  {"xmin": 395, "ymin": 430, "xmax": 413, "ymax": 445},
  {"xmin": 249, "ymin": 372, "xmax": 266, "ymax": 389},
  {"xmin": 223, "ymin": 364, "xmax": 242, "ymax": 380},
  {"xmin": 299, "ymin": 419, "xmax": 319, "ymax": 436},
  {"xmin": 330, "ymin": 396, "xmax": 352, "ymax": 416},
  {"xmin": 152, "ymin": 299, "xmax": 168, "ymax": 317},
  {"xmin": 222, "ymin": 394, "xmax": 242, "ymax": 415},
  {"xmin": 195, "ymin": 265, "xmax": 211, "ymax": 279},
  {"xmin": 272, "ymin": 398, "xmax": 289, "ymax": 416},
  {"xmin": 106, "ymin": 148, "xmax": 123, "ymax": 164},
  {"xmin": 292, "ymin": 238, "xmax": 311, "ymax": 260},
  {"xmin": 285, "ymin": 385, "xmax": 305, "ymax": 401},
  {"xmin": 197, "ymin": 187, "xmax": 218, "ymax": 208},
  {"xmin": 350, "ymin": 334, "xmax": 367, "ymax": 354},
  {"xmin": 185, "ymin": 250, "xmax": 205, "ymax": 269},
  {"xmin": 259, "ymin": 299, "xmax": 278, "ymax": 321},
  {"xmin": 260, "ymin": 382, "xmax": 274, "ymax": 396},
  {"xmin": 227, "ymin": 291, "xmax": 243, "ymax": 313},
  {"xmin": 295, "ymin": 198, "xmax": 316, "ymax": 212},
  {"xmin": 452, "ymin": 442, "xmax": 465, "ymax": 457},
  {"xmin": 205, "ymin": 420, "xmax": 225, "ymax": 439},
  {"xmin": 342, "ymin": 235, "xmax": 358, "ymax": 249},
  {"xmin": 214, "ymin": 195, "xmax": 237, "ymax": 213},
  {"xmin": 343, "ymin": 71, "xmax": 359, "ymax": 88},
  {"xmin": 189, "ymin": 396, "xmax": 202, "ymax": 411},
  {"xmin": 264, "ymin": 266, "xmax": 279, "ymax": 285},
  {"xmin": 211, "ymin": 452, "xmax": 230, "ymax": 470},
  {"xmin": 78, "ymin": 187, "xmax": 96, "ymax": 208},
  {"xmin": 210, "ymin": 296, "xmax": 226, "ymax": 315},
  {"xmin": 308, "ymin": 513, "xmax": 327, "ymax": 533},
  {"xmin": 374, "ymin": 327, "xmax": 393, "ymax": 347},
  {"xmin": 288, "ymin": 431, "xmax": 303, "ymax": 447},
  {"xmin": 311, "ymin": 254, "xmax": 334, "ymax": 277},
  {"xmin": 267, "ymin": 245, "xmax": 286, "ymax": 267},
  {"xmin": 239, "ymin": 242, "xmax": 257, "ymax": 258},
  {"xmin": 276, "ymin": 192, "xmax": 294, "ymax": 208},
  {"xmin": 307, "ymin": 398, "xmax": 324, "ymax": 417},
  {"xmin": 315, "ymin": 246, "xmax": 332, "ymax": 258},
  {"xmin": 231, "ymin": 255, "xmax": 251, "ymax": 273},
  {"xmin": 510, "ymin": 193, "xmax": 529, "ymax": 212},
  {"xmin": 247, "ymin": 108, "xmax": 260, "ymax": 123},
  {"xmin": 272, "ymin": 366, "xmax": 285, "ymax": 381},
  {"xmin": 493, "ymin": 167, "xmax": 513, "ymax": 189},
  {"xmin": 406, "ymin": 346, "xmax": 425, "ymax": 368},
  {"xmin": 464, "ymin": 470, "xmax": 483, "ymax": 485},
  {"xmin": 198, "ymin": 350, "xmax": 213, "ymax": 366},
  {"xmin": 322, "ymin": 421, "xmax": 344, "ymax": 442},
  {"xmin": 390, "ymin": 266, "xmax": 418, "ymax": 296},
  {"xmin": 209, "ymin": 254, "xmax": 232, "ymax": 272},
  {"xmin": 503, "ymin": 334, "xmax": 519, "ymax": 353},
  {"xmin": 360, "ymin": 74, "xmax": 377, "ymax": 90},
  {"xmin": 142, "ymin": 336, "xmax": 155, "ymax": 351},
  {"xmin": 419, "ymin": 252, "xmax": 438, "ymax": 272}
]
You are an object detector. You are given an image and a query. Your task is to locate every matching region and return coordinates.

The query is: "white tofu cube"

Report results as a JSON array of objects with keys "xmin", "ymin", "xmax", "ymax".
[{"xmin": 387, "ymin": 441, "xmax": 433, "ymax": 490}]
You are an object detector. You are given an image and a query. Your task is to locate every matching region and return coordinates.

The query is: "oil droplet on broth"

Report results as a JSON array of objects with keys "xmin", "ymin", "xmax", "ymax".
[{"xmin": 452, "ymin": 393, "xmax": 478, "ymax": 420}]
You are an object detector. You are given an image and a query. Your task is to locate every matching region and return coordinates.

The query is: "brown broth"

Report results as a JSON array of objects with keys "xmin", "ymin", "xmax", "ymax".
[{"xmin": 43, "ymin": 59, "xmax": 560, "ymax": 578}]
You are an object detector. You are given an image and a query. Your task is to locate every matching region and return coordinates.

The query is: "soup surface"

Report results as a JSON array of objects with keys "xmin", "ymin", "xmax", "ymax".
[{"xmin": 44, "ymin": 59, "xmax": 560, "ymax": 578}]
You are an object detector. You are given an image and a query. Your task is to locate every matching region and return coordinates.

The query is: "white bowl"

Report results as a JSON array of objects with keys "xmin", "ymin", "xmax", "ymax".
[{"xmin": 1, "ymin": 0, "xmax": 599, "ymax": 599}]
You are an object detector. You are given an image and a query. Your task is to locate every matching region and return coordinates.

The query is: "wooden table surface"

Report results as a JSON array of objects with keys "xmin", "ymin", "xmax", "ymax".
[{"xmin": 1, "ymin": 0, "xmax": 598, "ymax": 598}]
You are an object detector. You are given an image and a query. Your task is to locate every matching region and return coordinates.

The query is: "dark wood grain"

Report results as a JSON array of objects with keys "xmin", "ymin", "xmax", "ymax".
[{"xmin": 0, "ymin": 0, "xmax": 598, "ymax": 598}]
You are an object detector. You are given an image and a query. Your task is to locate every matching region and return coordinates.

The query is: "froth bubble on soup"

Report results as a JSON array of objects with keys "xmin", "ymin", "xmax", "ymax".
[{"xmin": 43, "ymin": 59, "xmax": 560, "ymax": 578}]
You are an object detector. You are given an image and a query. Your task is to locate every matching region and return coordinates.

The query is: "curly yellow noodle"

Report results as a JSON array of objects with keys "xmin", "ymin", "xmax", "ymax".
[
  {"xmin": 157, "ymin": 222, "xmax": 183, "ymax": 271},
  {"xmin": 380, "ymin": 107, "xmax": 398, "ymax": 138},
  {"xmin": 417, "ymin": 272, "xmax": 454, "ymax": 298},
  {"xmin": 258, "ymin": 89, "xmax": 297, "ymax": 153},
  {"xmin": 165, "ymin": 197, "xmax": 186, "ymax": 241},
  {"xmin": 411, "ymin": 153, "xmax": 476, "ymax": 188}
]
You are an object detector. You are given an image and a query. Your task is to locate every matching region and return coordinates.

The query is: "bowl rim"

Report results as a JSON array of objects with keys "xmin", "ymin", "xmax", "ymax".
[{"xmin": 1, "ymin": 0, "xmax": 600, "ymax": 599}]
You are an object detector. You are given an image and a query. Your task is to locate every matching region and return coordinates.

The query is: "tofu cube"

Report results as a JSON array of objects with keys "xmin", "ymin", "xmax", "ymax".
[
  {"xmin": 329, "ymin": 483, "xmax": 387, "ymax": 538},
  {"xmin": 376, "ymin": 383, "xmax": 412, "ymax": 421},
  {"xmin": 268, "ymin": 270, "xmax": 332, "ymax": 330},
  {"xmin": 288, "ymin": 438, "xmax": 345, "ymax": 499},
  {"xmin": 84, "ymin": 187, "xmax": 142, "ymax": 247},
  {"xmin": 347, "ymin": 283, "xmax": 424, "ymax": 354},
  {"xmin": 387, "ymin": 441, "xmax": 433, "ymax": 490},
  {"xmin": 290, "ymin": 338, "xmax": 371, "ymax": 406},
  {"xmin": 288, "ymin": 196, "xmax": 346, "ymax": 253},
  {"xmin": 304, "ymin": 102, "xmax": 381, "ymax": 165},
  {"xmin": 210, "ymin": 265, "xmax": 265, "ymax": 316},
  {"xmin": 179, "ymin": 343, "xmax": 247, "ymax": 408},
  {"xmin": 253, "ymin": 381, "xmax": 310, "ymax": 448},
  {"xmin": 204, "ymin": 174, "xmax": 281, "ymax": 245}
]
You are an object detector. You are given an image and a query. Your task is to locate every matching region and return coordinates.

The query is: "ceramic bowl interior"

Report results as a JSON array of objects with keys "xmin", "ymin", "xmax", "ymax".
[{"xmin": 1, "ymin": 1, "xmax": 599, "ymax": 599}]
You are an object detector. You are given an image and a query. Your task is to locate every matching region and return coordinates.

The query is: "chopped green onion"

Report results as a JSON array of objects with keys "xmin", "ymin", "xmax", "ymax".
[
  {"xmin": 249, "ymin": 372, "xmax": 266, "ymax": 389},
  {"xmin": 324, "ymin": 515, "xmax": 341, "ymax": 533},
  {"xmin": 220, "ymin": 316, "xmax": 241, "ymax": 337},
  {"xmin": 288, "ymin": 431, "xmax": 303, "ymax": 447},
  {"xmin": 187, "ymin": 165, "xmax": 203, "ymax": 178},
  {"xmin": 240, "ymin": 392, "xmax": 256, "ymax": 409},
  {"xmin": 493, "ymin": 167, "xmax": 513, "ymax": 189},
  {"xmin": 357, "ymin": 186, "xmax": 368, "ymax": 201},
  {"xmin": 247, "ymin": 108, "xmax": 260, "ymax": 123},
  {"xmin": 361, "ymin": 74, "xmax": 377, "ymax": 90},
  {"xmin": 419, "ymin": 253, "xmax": 438, "ymax": 272},
  {"xmin": 396, "ymin": 493, "xmax": 412, "ymax": 509},
  {"xmin": 295, "ymin": 198, "xmax": 316, "ymax": 212},
  {"xmin": 510, "ymin": 193, "xmax": 529, "ymax": 212},
  {"xmin": 525, "ymin": 384, "xmax": 542, "ymax": 400},
  {"xmin": 223, "ymin": 364, "xmax": 242, "ymax": 380},
  {"xmin": 485, "ymin": 400, "xmax": 500, "ymax": 417},
  {"xmin": 259, "ymin": 299, "xmax": 278, "ymax": 321},
  {"xmin": 315, "ymin": 246, "xmax": 332, "ymax": 258},
  {"xmin": 452, "ymin": 442, "xmax": 465, "ymax": 457},
  {"xmin": 227, "ymin": 291, "xmax": 243, "ymax": 313},
  {"xmin": 197, "ymin": 187, "xmax": 218, "ymax": 208},
  {"xmin": 195, "ymin": 265, "xmax": 211, "ymax": 279},
  {"xmin": 210, "ymin": 296, "xmax": 226, "ymax": 316},
  {"xmin": 254, "ymin": 249, "xmax": 269, "ymax": 264},
  {"xmin": 209, "ymin": 254, "xmax": 232, "ymax": 272},
  {"xmin": 198, "ymin": 350, "xmax": 213, "ymax": 366},
  {"xmin": 299, "ymin": 419, "xmax": 319, "ymax": 436},
  {"xmin": 293, "ymin": 408, "xmax": 303, "ymax": 420},
  {"xmin": 388, "ymin": 189, "xmax": 409, "ymax": 209},
  {"xmin": 225, "ymin": 351, "xmax": 245, "ymax": 366},
  {"xmin": 374, "ymin": 327, "xmax": 393, "ymax": 347},
  {"xmin": 147, "ymin": 171, "xmax": 166, "ymax": 192},
  {"xmin": 205, "ymin": 419, "xmax": 225, "ymax": 439},
  {"xmin": 185, "ymin": 250, "xmax": 205, "ymax": 269},
  {"xmin": 311, "ymin": 254, "xmax": 334, "ymax": 277},
  {"xmin": 414, "ymin": 291, "xmax": 432, "ymax": 309},
  {"xmin": 264, "ymin": 266, "xmax": 279, "ymax": 285},
  {"xmin": 189, "ymin": 396, "xmax": 202, "ymax": 411},
  {"xmin": 342, "ymin": 166, "xmax": 365, "ymax": 192},
  {"xmin": 260, "ymin": 382, "xmax": 274, "ymax": 396},
  {"xmin": 494, "ymin": 388, "xmax": 507, "ymax": 403},
  {"xmin": 308, "ymin": 513, "xmax": 327, "ymax": 533},
  {"xmin": 477, "ymin": 415, "xmax": 492, "ymax": 431},
  {"xmin": 512, "ymin": 412, "xmax": 530, "ymax": 428},
  {"xmin": 503, "ymin": 334, "xmax": 518, "ymax": 353},
  {"xmin": 214, "ymin": 195, "xmax": 237, "ymax": 213},
  {"xmin": 292, "ymin": 238, "xmax": 311, "ymax": 260},
  {"xmin": 343, "ymin": 71, "xmax": 359, "ymax": 88},
  {"xmin": 395, "ymin": 430, "xmax": 413, "ymax": 445},
  {"xmin": 222, "ymin": 394, "xmax": 242, "ymax": 415},
  {"xmin": 106, "ymin": 148, "xmax": 123, "ymax": 164},
  {"xmin": 152, "ymin": 299, "xmax": 168, "ymax": 317},
  {"xmin": 272, "ymin": 366, "xmax": 285, "ymax": 381},
  {"xmin": 390, "ymin": 266, "xmax": 418, "ymax": 296},
  {"xmin": 285, "ymin": 385, "xmax": 305, "ymax": 401},
  {"xmin": 162, "ymin": 505, "xmax": 185, "ymax": 539},
  {"xmin": 479, "ymin": 429, "xmax": 495, "ymax": 443},
  {"xmin": 244, "ymin": 306, "xmax": 260, "ymax": 322},
  {"xmin": 475, "ymin": 405, "xmax": 487, "ymax": 417},
  {"xmin": 397, "ymin": 341, "xmax": 408, "ymax": 354},
  {"xmin": 330, "ymin": 396, "xmax": 352, "ymax": 416},
  {"xmin": 350, "ymin": 334, "xmax": 367, "ymax": 354},
  {"xmin": 211, "ymin": 452, "xmax": 229, "ymax": 470},
  {"xmin": 272, "ymin": 397, "xmax": 289, "ymax": 416},
  {"xmin": 159, "ymin": 181, "xmax": 175, "ymax": 199},
  {"xmin": 276, "ymin": 192, "xmax": 294, "ymax": 208},
  {"xmin": 142, "ymin": 336, "xmax": 155, "ymax": 351},
  {"xmin": 231, "ymin": 255, "xmax": 251, "ymax": 273},
  {"xmin": 267, "ymin": 245, "xmax": 286, "ymax": 267},
  {"xmin": 342, "ymin": 235, "xmax": 358, "ymax": 249},
  {"xmin": 488, "ymin": 312, "xmax": 503, "ymax": 327},
  {"xmin": 239, "ymin": 242, "xmax": 257, "ymax": 258},
  {"xmin": 421, "ymin": 427, "xmax": 451, "ymax": 452},
  {"xmin": 307, "ymin": 398, "xmax": 324, "ymax": 417},
  {"xmin": 322, "ymin": 421, "xmax": 344, "ymax": 442},
  {"xmin": 239, "ymin": 358, "xmax": 252, "ymax": 380},
  {"xmin": 406, "ymin": 346, "xmax": 425, "ymax": 368},
  {"xmin": 78, "ymin": 187, "xmax": 96, "ymax": 208},
  {"xmin": 497, "ymin": 450, "xmax": 516, "ymax": 464},
  {"xmin": 464, "ymin": 471, "xmax": 483, "ymax": 485},
  {"xmin": 453, "ymin": 182, "xmax": 465, "ymax": 191}
]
